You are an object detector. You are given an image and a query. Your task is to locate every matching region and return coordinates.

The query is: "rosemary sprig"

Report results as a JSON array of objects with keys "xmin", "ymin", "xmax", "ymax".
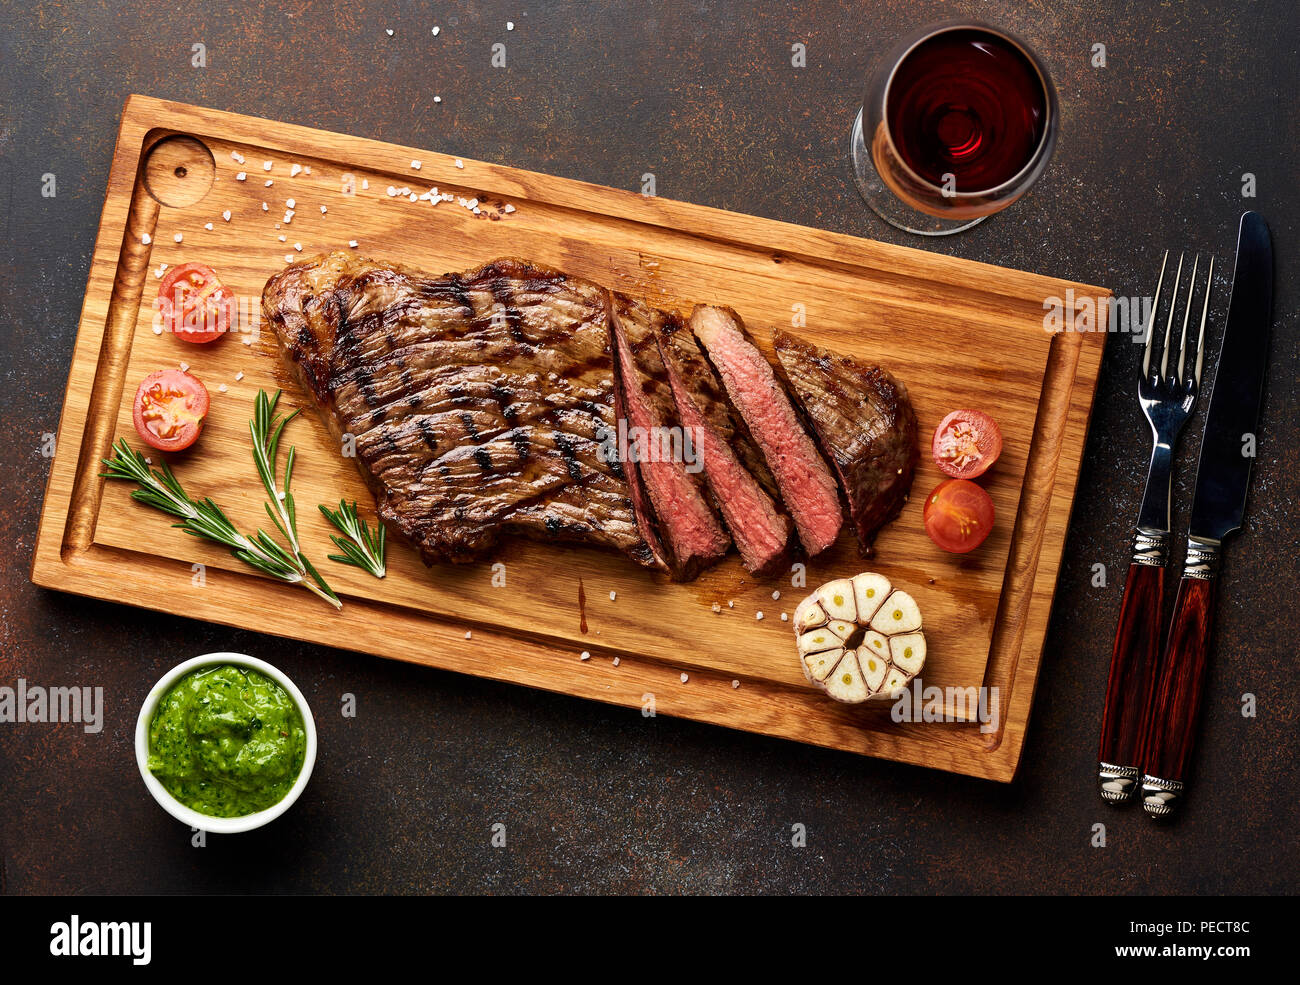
[
  {"xmin": 319, "ymin": 500, "xmax": 387, "ymax": 578},
  {"xmin": 100, "ymin": 390, "xmax": 341, "ymax": 609}
]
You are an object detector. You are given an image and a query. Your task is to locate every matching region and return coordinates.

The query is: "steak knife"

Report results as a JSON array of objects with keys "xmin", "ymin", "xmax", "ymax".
[{"xmin": 1137, "ymin": 211, "xmax": 1274, "ymax": 818}]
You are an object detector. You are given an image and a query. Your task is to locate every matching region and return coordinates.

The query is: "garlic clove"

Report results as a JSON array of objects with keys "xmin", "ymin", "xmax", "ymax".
[
  {"xmin": 825, "ymin": 619, "xmax": 857, "ymax": 641},
  {"xmin": 797, "ymin": 628, "xmax": 841, "ymax": 656},
  {"xmin": 860, "ymin": 650, "xmax": 889, "ymax": 693},
  {"xmin": 823, "ymin": 650, "xmax": 869, "ymax": 703},
  {"xmin": 815, "ymin": 579, "xmax": 857, "ymax": 622},
  {"xmin": 794, "ymin": 597, "xmax": 828, "ymax": 631},
  {"xmin": 889, "ymin": 632, "xmax": 926, "ymax": 675},
  {"xmin": 802, "ymin": 646, "xmax": 843, "ymax": 683},
  {"xmin": 869, "ymin": 589, "xmax": 922, "ymax": 635},
  {"xmin": 851, "ymin": 572, "xmax": 892, "ymax": 625}
]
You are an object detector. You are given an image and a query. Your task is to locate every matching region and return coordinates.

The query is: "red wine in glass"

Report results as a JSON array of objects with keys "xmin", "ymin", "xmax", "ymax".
[{"xmin": 850, "ymin": 22, "xmax": 1058, "ymax": 235}]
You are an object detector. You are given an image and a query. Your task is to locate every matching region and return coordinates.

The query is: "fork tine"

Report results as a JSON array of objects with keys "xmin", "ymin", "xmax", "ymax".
[
  {"xmin": 1176, "ymin": 255, "xmax": 1200, "ymax": 384},
  {"xmin": 1193, "ymin": 255, "xmax": 1214, "ymax": 388},
  {"xmin": 1159, "ymin": 253, "xmax": 1185, "ymax": 380},
  {"xmin": 1143, "ymin": 251, "xmax": 1170, "ymax": 379}
]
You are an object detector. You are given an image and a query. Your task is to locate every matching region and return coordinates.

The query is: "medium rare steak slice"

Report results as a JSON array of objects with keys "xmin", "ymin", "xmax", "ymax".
[
  {"xmin": 657, "ymin": 318, "xmax": 781, "ymax": 503},
  {"xmin": 654, "ymin": 327, "xmax": 793, "ymax": 575},
  {"xmin": 262, "ymin": 251, "xmax": 661, "ymax": 569},
  {"xmin": 690, "ymin": 305, "xmax": 845, "ymax": 556},
  {"xmin": 609, "ymin": 293, "xmax": 730, "ymax": 579},
  {"xmin": 774, "ymin": 330, "xmax": 918, "ymax": 555}
]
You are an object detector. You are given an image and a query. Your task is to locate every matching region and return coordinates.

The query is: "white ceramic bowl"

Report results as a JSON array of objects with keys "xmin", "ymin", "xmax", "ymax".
[{"xmin": 135, "ymin": 652, "xmax": 316, "ymax": 834}]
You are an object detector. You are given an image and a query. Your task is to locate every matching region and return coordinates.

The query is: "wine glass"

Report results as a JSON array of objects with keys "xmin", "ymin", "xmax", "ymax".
[{"xmin": 849, "ymin": 21, "xmax": 1059, "ymax": 236}]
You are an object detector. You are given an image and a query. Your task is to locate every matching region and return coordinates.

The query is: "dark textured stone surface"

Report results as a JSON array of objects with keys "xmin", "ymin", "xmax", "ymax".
[{"xmin": 0, "ymin": 1, "xmax": 1296, "ymax": 895}]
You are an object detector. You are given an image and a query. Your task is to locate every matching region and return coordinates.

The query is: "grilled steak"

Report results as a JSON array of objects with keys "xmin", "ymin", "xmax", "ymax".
[
  {"xmin": 655, "ymin": 322, "xmax": 793, "ymax": 575},
  {"xmin": 609, "ymin": 293, "xmax": 730, "ymax": 579},
  {"xmin": 690, "ymin": 305, "xmax": 845, "ymax": 556},
  {"xmin": 773, "ymin": 330, "xmax": 918, "ymax": 554},
  {"xmin": 262, "ymin": 251, "xmax": 660, "ymax": 568}
]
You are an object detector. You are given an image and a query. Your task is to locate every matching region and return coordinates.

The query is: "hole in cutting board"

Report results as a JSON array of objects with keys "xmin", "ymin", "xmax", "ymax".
[{"xmin": 142, "ymin": 135, "xmax": 215, "ymax": 207}]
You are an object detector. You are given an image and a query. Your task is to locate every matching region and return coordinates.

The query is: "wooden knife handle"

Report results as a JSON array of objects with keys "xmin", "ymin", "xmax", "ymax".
[
  {"xmin": 1097, "ymin": 560, "xmax": 1165, "ymax": 804},
  {"xmin": 1139, "ymin": 542, "xmax": 1221, "ymax": 819}
]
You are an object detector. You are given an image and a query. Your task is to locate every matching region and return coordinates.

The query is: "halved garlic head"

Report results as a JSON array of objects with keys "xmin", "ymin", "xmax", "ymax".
[{"xmin": 794, "ymin": 573, "xmax": 927, "ymax": 703}]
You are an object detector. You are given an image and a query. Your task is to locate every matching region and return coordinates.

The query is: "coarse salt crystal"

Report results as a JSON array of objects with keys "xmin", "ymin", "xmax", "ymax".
[
  {"xmin": 362, "ymin": 178, "xmax": 369, "ymax": 189},
  {"xmin": 771, "ymin": 590, "xmax": 781, "ymax": 600},
  {"xmin": 151, "ymin": 323, "xmax": 163, "ymax": 335},
  {"xmin": 728, "ymin": 600, "xmax": 735, "ymax": 608},
  {"xmin": 387, "ymin": 186, "xmax": 397, "ymax": 197},
  {"xmin": 464, "ymin": 630, "xmax": 472, "ymax": 640},
  {"xmin": 580, "ymin": 651, "xmax": 591, "ymax": 661},
  {"xmin": 262, "ymin": 202, "xmax": 269, "ymax": 211},
  {"xmin": 293, "ymin": 242, "xmax": 302, "ymax": 251},
  {"xmin": 236, "ymin": 172, "xmax": 247, "ymax": 181},
  {"xmin": 141, "ymin": 233, "xmax": 151, "ymax": 245},
  {"xmin": 408, "ymin": 193, "xmax": 417, "ymax": 202},
  {"xmin": 455, "ymin": 158, "xmax": 464, "ymax": 169},
  {"xmin": 432, "ymin": 26, "xmax": 440, "ymax": 35},
  {"xmin": 780, "ymin": 613, "xmax": 788, "ymax": 622},
  {"xmin": 290, "ymin": 163, "xmax": 302, "ymax": 177},
  {"xmin": 235, "ymin": 371, "xmax": 244, "ymax": 381},
  {"xmin": 411, "ymin": 160, "xmax": 421, "ymax": 170},
  {"xmin": 222, "ymin": 210, "xmax": 231, "ymax": 222},
  {"xmin": 144, "ymin": 457, "xmax": 152, "ymax": 465},
  {"xmin": 286, "ymin": 198, "xmax": 295, "ymax": 208},
  {"xmin": 434, "ymin": 96, "xmax": 442, "ymax": 103},
  {"xmin": 507, "ymin": 21, "xmax": 514, "ymax": 30},
  {"xmin": 265, "ymin": 179, "xmax": 273, "ymax": 187},
  {"xmin": 503, "ymin": 204, "xmax": 515, "ymax": 213},
  {"xmin": 173, "ymin": 233, "xmax": 183, "ymax": 243},
  {"xmin": 732, "ymin": 680, "xmax": 740, "ymax": 689},
  {"xmin": 231, "ymin": 151, "xmax": 244, "ymax": 163},
  {"xmin": 711, "ymin": 602, "xmax": 721, "ymax": 613},
  {"xmin": 278, "ymin": 235, "xmax": 286, "ymax": 242},
  {"xmin": 348, "ymin": 239, "xmax": 358, "ymax": 248},
  {"xmin": 466, "ymin": 197, "xmax": 478, "ymax": 209},
  {"xmin": 262, "ymin": 160, "xmax": 272, "ymax": 171},
  {"xmin": 304, "ymin": 166, "xmax": 311, "ymax": 175},
  {"xmin": 320, "ymin": 205, "xmax": 327, "ymax": 214},
  {"xmin": 609, "ymin": 590, "xmax": 616, "ymax": 601},
  {"xmin": 612, "ymin": 657, "xmax": 620, "ymax": 667},
  {"xmin": 218, "ymin": 383, "xmax": 228, "ymax": 393},
  {"xmin": 179, "ymin": 361, "xmax": 189, "ymax": 372},
  {"xmin": 284, "ymin": 253, "xmax": 294, "ymax": 262},
  {"xmin": 203, "ymin": 222, "xmax": 213, "ymax": 231},
  {"xmin": 680, "ymin": 673, "xmax": 689, "ymax": 683},
  {"xmin": 385, "ymin": 28, "xmax": 393, "ymax": 36},
  {"xmin": 755, "ymin": 611, "xmax": 764, "ymax": 620}
]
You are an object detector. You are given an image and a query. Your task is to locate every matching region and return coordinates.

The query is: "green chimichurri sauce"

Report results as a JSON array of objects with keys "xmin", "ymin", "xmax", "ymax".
[{"xmin": 147, "ymin": 664, "xmax": 306, "ymax": 818}]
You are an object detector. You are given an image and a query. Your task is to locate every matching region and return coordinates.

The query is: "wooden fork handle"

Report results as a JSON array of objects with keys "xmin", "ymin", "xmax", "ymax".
[
  {"xmin": 1097, "ymin": 559, "xmax": 1165, "ymax": 804},
  {"xmin": 1139, "ymin": 543, "xmax": 1220, "ymax": 819}
]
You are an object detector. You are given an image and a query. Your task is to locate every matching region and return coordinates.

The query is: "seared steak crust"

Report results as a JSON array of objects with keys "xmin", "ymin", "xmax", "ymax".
[
  {"xmin": 262, "ymin": 251, "xmax": 657, "ymax": 567},
  {"xmin": 773, "ymin": 330, "xmax": 919, "ymax": 555}
]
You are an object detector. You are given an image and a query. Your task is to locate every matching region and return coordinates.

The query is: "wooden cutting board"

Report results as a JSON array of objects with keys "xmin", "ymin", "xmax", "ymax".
[{"xmin": 31, "ymin": 96, "xmax": 1108, "ymax": 781}]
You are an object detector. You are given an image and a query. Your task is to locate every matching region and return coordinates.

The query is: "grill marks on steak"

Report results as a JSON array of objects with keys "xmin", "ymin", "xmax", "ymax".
[
  {"xmin": 773, "ymin": 331, "xmax": 919, "ymax": 555},
  {"xmin": 690, "ymin": 305, "xmax": 845, "ymax": 556},
  {"xmin": 609, "ymin": 293, "xmax": 730, "ymax": 579},
  {"xmin": 263, "ymin": 252, "xmax": 657, "ymax": 567},
  {"xmin": 654, "ymin": 325, "xmax": 793, "ymax": 575}
]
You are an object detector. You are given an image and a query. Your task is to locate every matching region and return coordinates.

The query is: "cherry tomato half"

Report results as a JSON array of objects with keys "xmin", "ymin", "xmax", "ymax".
[
  {"xmin": 923, "ymin": 478, "xmax": 995, "ymax": 554},
  {"xmin": 157, "ymin": 262, "xmax": 235, "ymax": 343},
  {"xmin": 932, "ymin": 409, "xmax": 1003, "ymax": 479},
  {"xmin": 131, "ymin": 369, "xmax": 210, "ymax": 452}
]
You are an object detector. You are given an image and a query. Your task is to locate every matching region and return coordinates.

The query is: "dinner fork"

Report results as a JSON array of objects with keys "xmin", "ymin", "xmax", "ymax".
[{"xmin": 1097, "ymin": 251, "xmax": 1213, "ymax": 804}]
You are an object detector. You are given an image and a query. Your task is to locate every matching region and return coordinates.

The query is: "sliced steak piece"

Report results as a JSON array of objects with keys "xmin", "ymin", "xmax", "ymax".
[
  {"xmin": 609, "ymin": 293, "xmax": 730, "ymax": 579},
  {"xmin": 690, "ymin": 305, "xmax": 845, "ymax": 556},
  {"xmin": 262, "ymin": 251, "xmax": 663, "ymax": 570},
  {"xmin": 654, "ymin": 333, "xmax": 793, "ymax": 575},
  {"xmin": 774, "ymin": 330, "xmax": 918, "ymax": 555},
  {"xmin": 657, "ymin": 317, "xmax": 781, "ymax": 503}
]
